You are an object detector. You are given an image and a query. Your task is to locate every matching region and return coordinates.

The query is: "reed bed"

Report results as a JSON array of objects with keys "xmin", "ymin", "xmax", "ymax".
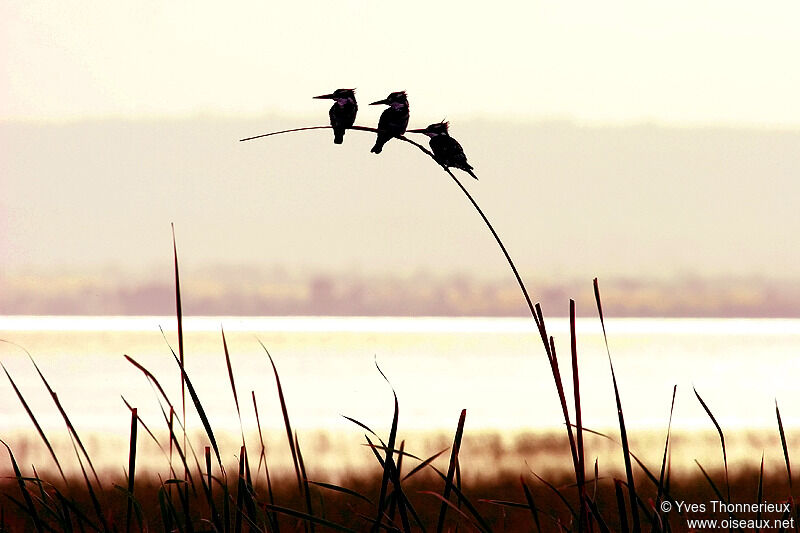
[{"xmin": 1, "ymin": 241, "xmax": 797, "ymax": 532}]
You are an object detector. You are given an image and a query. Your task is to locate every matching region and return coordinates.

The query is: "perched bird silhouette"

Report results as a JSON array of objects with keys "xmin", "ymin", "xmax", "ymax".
[
  {"xmin": 407, "ymin": 122, "xmax": 478, "ymax": 179},
  {"xmin": 369, "ymin": 91, "xmax": 409, "ymax": 154},
  {"xmin": 313, "ymin": 89, "xmax": 358, "ymax": 144}
]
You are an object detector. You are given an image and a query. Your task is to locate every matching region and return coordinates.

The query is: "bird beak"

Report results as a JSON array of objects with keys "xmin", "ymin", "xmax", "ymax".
[
  {"xmin": 370, "ymin": 98, "xmax": 389, "ymax": 105},
  {"xmin": 313, "ymin": 93, "xmax": 336, "ymax": 100},
  {"xmin": 406, "ymin": 128, "xmax": 428, "ymax": 133}
]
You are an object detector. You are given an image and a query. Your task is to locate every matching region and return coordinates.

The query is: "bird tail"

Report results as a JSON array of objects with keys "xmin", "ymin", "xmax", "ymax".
[
  {"xmin": 370, "ymin": 140, "xmax": 384, "ymax": 154},
  {"xmin": 333, "ymin": 131, "xmax": 344, "ymax": 144},
  {"xmin": 466, "ymin": 167, "xmax": 478, "ymax": 180}
]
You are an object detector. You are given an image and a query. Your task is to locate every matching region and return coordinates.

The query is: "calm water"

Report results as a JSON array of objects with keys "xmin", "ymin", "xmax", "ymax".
[{"xmin": 1, "ymin": 316, "xmax": 798, "ymax": 474}]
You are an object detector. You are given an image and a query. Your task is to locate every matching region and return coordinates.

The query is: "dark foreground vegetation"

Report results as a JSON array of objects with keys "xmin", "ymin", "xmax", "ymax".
[
  {"xmin": 1, "ymin": 245, "xmax": 797, "ymax": 532},
  {"xmin": 0, "ymin": 462, "xmax": 796, "ymax": 532}
]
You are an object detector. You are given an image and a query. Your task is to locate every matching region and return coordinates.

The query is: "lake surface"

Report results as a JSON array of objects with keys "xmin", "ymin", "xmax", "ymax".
[{"xmin": 1, "ymin": 316, "xmax": 798, "ymax": 476}]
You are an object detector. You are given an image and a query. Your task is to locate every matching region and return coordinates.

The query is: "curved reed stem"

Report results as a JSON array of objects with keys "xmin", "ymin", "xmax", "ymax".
[{"xmin": 240, "ymin": 124, "xmax": 541, "ymax": 329}]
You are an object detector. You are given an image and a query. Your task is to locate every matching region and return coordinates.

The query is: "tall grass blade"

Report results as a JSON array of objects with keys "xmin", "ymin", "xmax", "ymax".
[
  {"xmin": 169, "ymin": 346, "xmax": 222, "ymax": 469},
  {"xmin": 521, "ymin": 477, "xmax": 542, "ymax": 533},
  {"xmin": 28, "ymin": 356, "xmax": 103, "ymax": 490},
  {"xmin": 546, "ymin": 337, "xmax": 579, "ymax": 475},
  {"xmin": 252, "ymin": 391, "xmax": 278, "ymax": 533},
  {"xmin": 1, "ymin": 363, "xmax": 68, "ymax": 485},
  {"xmin": 55, "ymin": 490, "xmax": 85, "ymax": 533},
  {"xmin": 28, "ymin": 467, "xmax": 60, "ymax": 526},
  {"xmin": 420, "ymin": 491, "xmax": 486, "ymax": 533},
  {"xmin": 307, "ymin": 481, "xmax": 372, "ymax": 505},
  {"xmin": 2, "ymin": 441, "xmax": 44, "ymax": 533},
  {"xmin": 222, "ymin": 328, "xmax": 248, "ymax": 448},
  {"xmin": 125, "ymin": 353, "xmax": 206, "ymax": 480},
  {"xmin": 757, "ymin": 452, "xmax": 765, "ymax": 533},
  {"xmin": 362, "ymin": 434, "xmax": 416, "ymax": 532},
  {"xmin": 203, "ymin": 446, "xmax": 224, "ymax": 533},
  {"xmin": 387, "ymin": 440, "xmax": 404, "ymax": 524},
  {"xmin": 577, "ymin": 425, "xmax": 685, "ymax": 516},
  {"xmin": 69, "ymin": 436, "xmax": 111, "ymax": 533},
  {"xmin": 594, "ymin": 278, "xmax": 640, "ymax": 533},
  {"xmin": 694, "ymin": 387, "xmax": 730, "ymax": 504},
  {"xmin": 402, "ymin": 448, "xmax": 449, "ymax": 481},
  {"xmin": 296, "ymin": 433, "xmax": 315, "ymax": 533},
  {"xmin": 373, "ymin": 362, "xmax": 400, "ymax": 533},
  {"xmin": 55, "ymin": 488, "xmax": 101, "ymax": 532},
  {"xmin": 342, "ymin": 415, "xmax": 381, "ymax": 439},
  {"xmin": 124, "ymin": 354, "xmax": 174, "ymax": 411},
  {"xmin": 122, "ymin": 396, "xmax": 171, "ymax": 463},
  {"xmin": 157, "ymin": 477, "xmax": 182, "ymax": 533},
  {"xmin": 160, "ymin": 406, "xmax": 197, "ymax": 493},
  {"xmin": 695, "ymin": 460, "xmax": 734, "ymax": 520},
  {"xmin": 171, "ymin": 225, "xmax": 187, "ymax": 450},
  {"xmin": 654, "ymin": 385, "xmax": 677, "ymax": 533},
  {"xmin": 126, "ymin": 407, "xmax": 138, "ymax": 533},
  {"xmin": 777, "ymin": 401, "xmax": 792, "ymax": 489},
  {"xmin": 531, "ymin": 472, "xmax": 576, "ymax": 518},
  {"xmin": 570, "ymin": 299, "xmax": 588, "ymax": 533},
  {"xmin": 585, "ymin": 495, "xmax": 611, "ymax": 533},
  {"xmin": 261, "ymin": 345, "xmax": 304, "ymax": 499},
  {"xmin": 614, "ymin": 479, "xmax": 629, "ymax": 533},
  {"xmin": 427, "ymin": 470, "xmax": 492, "ymax": 533},
  {"xmin": 234, "ymin": 447, "xmax": 245, "ymax": 533},
  {"xmin": 388, "ymin": 455, "xmax": 412, "ymax": 532},
  {"xmin": 436, "ymin": 409, "xmax": 466, "ymax": 533},
  {"xmin": 263, "ymin": 504, "xmax": 356, "ymax": 533}
]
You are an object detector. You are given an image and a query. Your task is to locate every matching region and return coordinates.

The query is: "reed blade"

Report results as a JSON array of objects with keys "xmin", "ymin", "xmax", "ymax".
[
  {"xmin": 307, "ymin": 481, "xmax": 373, "ymax": 505},
  {"xmin": 234, "ymin": 447, "xmax": 245, "ymax": 533},
  {"xmin": 169, "ymin": 346, "xmax": 222, "ymax": 469},
  {"xmin": 253, "ymin": 391, "xmax": 278, "ymax": 532},
  {"xmin": 126, "ymin": 407, "xmax": 138, "ymax": 533},
  {"xmin": 520, "ymin": 477, "xmax": 542, "ymax": 533},
  {"xmin": 436, "ymin": 409, "xmax": 466, "ymax": 533},
  {"xmin": 595, "ymin": 278, "xmax": 640, "ymax": 533},
  {"xmin": 757, "ymin": 452, "xmax": 765, "ymax": 533},
  {"xmin": 263, "ymin": 504, "xmax": 356, "ymax": 532},
  {"xmin": 1, "ymin": 363, "xmax": 68, "ymax": 485},
  {"xmin": 694, "ymin": 387, "xmax": 730, "ymax": 503},
  {"xmin": 222, "ymin": 327, "xmax": 246, "ymax": 447},
  {"xmin": 654, "ymin": 385, "xmax": 677, "ymax": 533},
  {"xmin": 695, "ymin": 460, "xmax": 729, "ymax": 507},
  {"xmin": 296, "ymin": 432, "xmax": 315, "ymax": 533},
  {"xmin": 373, "ymin": 362, "xmax": 400, "ymax": 533},
  {"xmin": 570, "ymin": 299, "xmax": 588, "ymax": 532},
  {"xmin": 171, "ymin": 224, "xmax": 187, "ymax": 448},
  {"xmin": 532, "ymin": 471, "xmax": 576, "ymax": 518},
  {"xmin": 28, "ymin": 356, "xmax": 103, "ymax": 490},
  {"xmin": 2, "ymin": 440, "xmax": 44, "ymax": 533},
  {"xmin": 777, "ymin": 401, "xmax": 793, "ymax": 489},
  {"xmin": 203, "ymin": 446, "xmax": 224, "ymax": 533},
  {"xmin": 421, "ymin": 491, "xmax": 487, "ymax": 533},
  {"xmin": 402, "ymin": 448, "xmax": 450, "ymax": 481},
  {"xmin": 614, "ymin": 479, "xmax": 630, "ymax": 533}
]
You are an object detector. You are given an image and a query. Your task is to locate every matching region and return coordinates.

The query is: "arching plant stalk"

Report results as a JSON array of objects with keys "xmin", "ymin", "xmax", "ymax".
[{"xmin": 240, "ymin": 124, "xmax": 542, "ymax": 330}]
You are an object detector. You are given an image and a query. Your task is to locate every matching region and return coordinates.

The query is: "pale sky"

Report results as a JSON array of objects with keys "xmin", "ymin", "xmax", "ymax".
[
  {"xmin": 3, "ymin": 1, "xmax": 800, "ymax": 125},
  {"xmin": 3, "ymin": 1, "xmax": 800, "ymax": 298}
]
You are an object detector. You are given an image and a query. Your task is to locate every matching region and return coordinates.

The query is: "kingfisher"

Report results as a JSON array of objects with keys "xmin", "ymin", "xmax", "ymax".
[
  {"xmin": 369, "ymin": 91, "xmax": 409, "ymax": 154},
  {"xmin": 407, "ymin": 122, "xmax": 478, "ymax": 179},
  {"xmin": 313, "ymin": 89, "xmax": 358, "ymax": 144}
]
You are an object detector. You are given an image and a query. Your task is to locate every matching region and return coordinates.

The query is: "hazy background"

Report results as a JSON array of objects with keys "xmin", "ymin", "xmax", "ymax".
[{"xmin": 3, "ymin": 1, "xmax": 800, "ymax": 316}]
